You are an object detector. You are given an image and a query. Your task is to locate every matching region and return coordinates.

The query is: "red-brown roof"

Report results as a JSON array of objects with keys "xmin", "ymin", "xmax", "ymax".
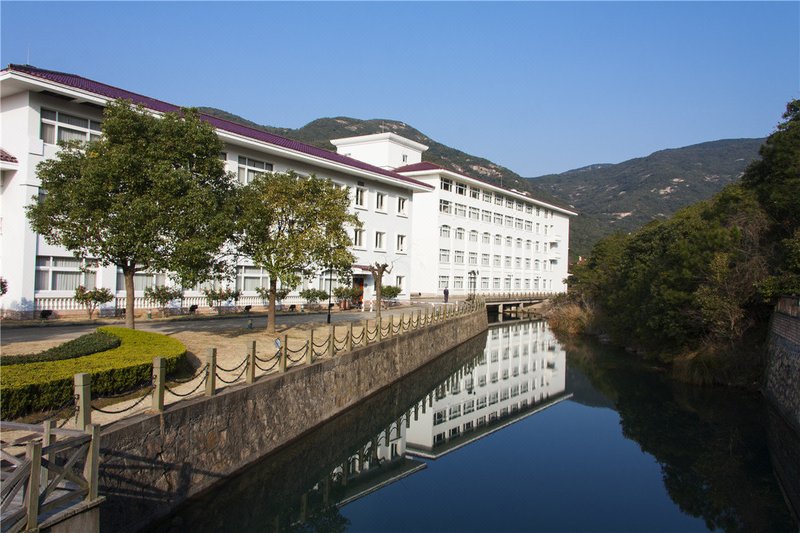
[
  {"xmin": 0, "ymin": 148, "xmax": 18, "ymax": 163},
  {"xmin": 4, "ymin": 64, "xmax": 432, "ymax": 191}
]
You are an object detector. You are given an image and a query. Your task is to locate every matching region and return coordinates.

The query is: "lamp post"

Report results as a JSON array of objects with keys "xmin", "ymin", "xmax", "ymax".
[{"xmin": 326, "ymin": 265, "xmax": 333, "ymax": 324}]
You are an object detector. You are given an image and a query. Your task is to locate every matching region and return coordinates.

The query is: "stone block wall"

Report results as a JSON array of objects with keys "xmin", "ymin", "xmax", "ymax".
[
  {"xmin": 764, "ymin": 296, "xmax": 800, "ymax": 434},
  {"xmin": 97, "ymin": 308, "xmax": 488, "ymax": 532}
]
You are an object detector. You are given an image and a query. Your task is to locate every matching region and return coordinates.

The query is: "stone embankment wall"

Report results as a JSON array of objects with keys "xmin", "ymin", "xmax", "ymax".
[
  {"xmin": 98, "ymin": 308, "xmax": 488, "ymax": 533},
  {"xmin": 765, "ymin": 296, "xmax": 800, "ymax": 433}
]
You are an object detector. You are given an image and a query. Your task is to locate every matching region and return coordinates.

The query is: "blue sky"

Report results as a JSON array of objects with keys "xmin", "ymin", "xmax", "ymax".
[{"xmin": 2, "ymin": 2, "xmax": 798, "ymax": 176}]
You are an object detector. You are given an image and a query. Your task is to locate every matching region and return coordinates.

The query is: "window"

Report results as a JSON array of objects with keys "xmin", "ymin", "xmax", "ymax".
[
  {"xmin": 494, "ymin": 213, "xmax": 503, "ymax": 226},
  {"xmin": 481, "ymin": 254, "xmax": 490, "ymax": 266},
  {"xmin": 434, "ymin": 410, "xmax": 447, "ymax": 425},
  {"xmin": 236, "ymin": 265, "xmax": 269, "ymax": 292},
  {"xmin": 525, "ymin": 220, "xmax": 533, "ymax": 232},
  {"xmin": 469, "ymin": 230, "xmax": 479, "ymax": 242},
  {"xmin": 469, "ymin": 252, "xmax": 478, "ymax": 265},
  {"xmin": 440, "ymin": 225, "xmax": 451, "ymax": 238},
  {"xmin": 493, "ymin": 278, "xmax": 501, "ymax": 289},
  {"xmin": 237, "ymin": 156, "xmax": 274, "ymax": 185},
  {"xmin": 464, "ymin": 400, "xmax": 475, "ymax": 414},
  {"xmin": 505, "ymin": 216, "xmax": 514, "ymax": 228},
  {"xmin": 455, "ymin": 227, "xmax": 465, "ymax": 240},
  {"xmin": 439, "ymin": 275, "xmax": 449, "ymax": 289},
  {"xmin": 516, "ymin": 201, "xmax": 524, "ymax": 212},
  {"xmin": 353, "ymin": 229, "xmax": 365, "ymax": 248},
  {"xmin": 481, "ymin": 277, "xmax": 489, "ymax": 289},
  {"xmin": 525, "ymin": 258, "xmax": 531, "ymax": 269},
  {"xmin": 493, "ymin": 255, "xmax": 501, "ymax": 267},
  {"xmin": 526, "ymin": 240, "xmax": 532, "ymax": 250},
  {"xmin": 375, "ymin": 192, "xmax": 385, "ymax": 211},
  {"xmin": 469, "ymin": 207, "xmax": 480, "ymax": 220},
  {"xmin": 117, "ymin": 269, "xmax": 167, "ymax": 292},
  {"xmin": 456, "ymin": 182, "xmax": 467, "ymax": 196},
  {"xmin": 454, "ymin": 251, "xmax": 464, "ymax": 264},
  {"xmin": 515, "ymin": 257, "xmax": 522, "ymax": 269},
  {"xmin": 397, "ymin": 196, "xmax": 408, "ymax": 215},
  {"xmin": 482, "ymin": 232, "xmax": 491, "ymax": 244},
  {"xmin": 396, "ymin": 234, "xmax": 406, "ymax": 253},
  {"xmin": 35, "ymin": 256, "xmax": 98, "ymax": 291},
  {"xmin": 440, "ymin": 249, "xmax": 450, "ymax": 263},
  {"xmin": 374, "ymin": 231, "xmax": 385, "ymax": 250},
  {"xmin": 355, "ymin": 187, "xmax": 366, "ymax": 207},
  {"xmin": 516, "ymin": 238, "xmax": 523, "ymax": 249},
  {"xmin": 482, "ymin": 210, "xmax": 492, "ymax": 223},
  {"xmin": 455, "ymin": 204, "xmax": 467, "ymax": 217},
  {"xmin": 515, "ymin": 218, "xmax": 524, "ymax": 229},
  {"xmin": 526, "ymin": 204, "xmax": 533, "ymax": 214},
  {"xmin": 506, "ymin": 198, "xmax": 514, "ymax": 209},
  {"xmin": 395, "ymin": 275, "xmax": 404, "ymax": 291},
  {"xmin": 453, "ymin": 276, "xmax": 464, "ymax": 289},
  {"xmin": 505, "ymin": 236, "xmax": 513, "ymax": 247},
  {"xmin": 470, "ymin": 187, "xmax": 480, "ymax": 199},
  {"xmin": 40, "ymin": 108, "xmax": 102, "ymax": 144},
  {"xmin": 495, "ymin": 194, "xmax": 504, "ymax": 206},
  {"xmin": 402, "ymin": 154, "xmax": 408, "ymax": 163},
  {"xmin": 439, "ymin": 200, "xmax": 452, "ymax": 214},
  {"xmin": 494, "ymin": 234, "xmax": 502, "ymax": 246},
  {"xmin": 440, "ymin": 178, "xmax": 452, "ymax": 191},
  {"xmin": 504, "ymin": 277, "xmax": 512, "ymax": 290}
]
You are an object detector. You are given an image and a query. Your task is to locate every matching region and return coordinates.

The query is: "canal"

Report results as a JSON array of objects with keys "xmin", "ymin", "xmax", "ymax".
[{"xmin": 153, "ymin": 320, "xmax": 798, "ymax": 532}]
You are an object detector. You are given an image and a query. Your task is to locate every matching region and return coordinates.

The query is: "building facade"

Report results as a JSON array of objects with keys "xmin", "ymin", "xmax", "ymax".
[{"xmin": 0, "ymin": 64, "xmax": 574, "ymax": 318}]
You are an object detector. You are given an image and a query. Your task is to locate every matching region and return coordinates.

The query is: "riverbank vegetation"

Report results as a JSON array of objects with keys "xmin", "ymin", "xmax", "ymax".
[{"xmin": 552, "ymin": 100, "xmax": 799, "ymax": 386}]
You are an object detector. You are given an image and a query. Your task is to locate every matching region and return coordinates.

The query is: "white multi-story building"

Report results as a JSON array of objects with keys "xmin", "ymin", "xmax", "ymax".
[
  {"xmin": 0, "ymin": 64, "xmax": 431, "ymax": 318},
  {"xmin": 0, "ymin": 64, "xmax": 574, "ymax": 319},
  {"xmin": 331, "ymin": 134, "xmax": 577, "ymax": 297},
  {"xmin": 404, "ymin": 321, "xmax": 569, "ymax": 457}
]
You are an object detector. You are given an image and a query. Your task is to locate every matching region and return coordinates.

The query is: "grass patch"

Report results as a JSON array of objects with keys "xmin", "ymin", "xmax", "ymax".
[
  {"xmin": 1, "ymin": 331, "xmax": 120, "ymax": 366},
  {"xmin": 1, "ymin": 326, "xmax": 186, "ymax": 419}
]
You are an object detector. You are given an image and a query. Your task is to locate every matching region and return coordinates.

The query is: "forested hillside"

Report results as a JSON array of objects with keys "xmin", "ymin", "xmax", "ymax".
[{"xmin": 551, "ymin": 101, "xmax": 799, "ymax": 387}]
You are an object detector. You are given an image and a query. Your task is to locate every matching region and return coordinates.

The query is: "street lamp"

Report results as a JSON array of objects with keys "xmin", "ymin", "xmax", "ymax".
[{"xmin": 326, "ymin": 265, "xmax": 334, "ymax": 324}]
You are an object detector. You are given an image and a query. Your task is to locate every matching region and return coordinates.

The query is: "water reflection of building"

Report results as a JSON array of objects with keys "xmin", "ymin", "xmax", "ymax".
[{"xmin": 405, "ymin": 320, "xmax": 569, "ymax": 457}]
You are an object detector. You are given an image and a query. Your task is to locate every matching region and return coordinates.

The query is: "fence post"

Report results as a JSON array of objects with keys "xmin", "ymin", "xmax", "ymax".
[
  {"xmin": 25, "ymin": 440, "xmax": 42, "ymax": 531},
  {"xmin": 41, "ymin": 419, "xmax": 54, "ymax": 488},
  {"xmin": 347, "ymin": 322, "xmax": 353, "ymax": 352},
  {"xmin": 153, "ymin": 357, "xmax": 165, "ymax": 412},
  {"xmin": 307, "ymin": 331, "xmax": 314, "ymax": 365},
  {"xmin": 206, "ymin": 348, "xmax": 216, "ymax": 397},
  {"xmin": 279, "ymin": 335, "xmax": 288, "ymax": 372},
  {"xmin": 377, "ymin": 317, "xmax": 383, "ymax": 342},
  {"xmin": 84, "ymin": 424, "xmax": 100, "ymax": 501},
  {"xmin": 388, "ymin": 316, "xmax": 394, "ymax": 338},
  {"xmin": 246, "ymin": 341, "xmax": 256, "ymax": 384},
  {"xmin": 363, "ymin": 320, "xmax": 369, "ymax": 345},
  {"xmin": 74, "ymin": 373, "xmax": 91, "ymax": 430},
  {"xmin": 328, "ymin": 326, "xmax": 335, "ymax": 357}
]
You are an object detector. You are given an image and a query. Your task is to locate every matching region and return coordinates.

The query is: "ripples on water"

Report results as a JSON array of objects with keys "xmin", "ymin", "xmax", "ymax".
[{"xmin": 155, "ymin": 320, "xmax": 798, "ymax": 533}]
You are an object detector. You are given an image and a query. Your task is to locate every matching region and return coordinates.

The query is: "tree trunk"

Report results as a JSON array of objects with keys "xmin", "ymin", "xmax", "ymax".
[
  {"xmin": 267, "ymin": 277, "xmax": 277, "ymax": 334},
  {"xmin": 124, "ymin": 267, "xmax": 136, "ymax": 329},
  {"xmin": 374, "ymin": 273, "xmax": 382, "ymax": 323}
]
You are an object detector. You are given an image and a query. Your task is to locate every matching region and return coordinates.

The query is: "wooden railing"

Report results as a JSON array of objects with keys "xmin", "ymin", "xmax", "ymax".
[{"xmin": 0, "ymin": 421, "xmax": 101, "ymax": 533}]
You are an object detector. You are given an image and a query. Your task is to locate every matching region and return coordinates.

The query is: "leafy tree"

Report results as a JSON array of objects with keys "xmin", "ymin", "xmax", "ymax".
[
  {"xmin": 144, "ymin": 285, "xmax": 183, "ymax": 317},
  {"xmin": 202, "ymin": 287, "xmax": 239, "ymax": 308},
  {"xmin": 299, "ymin": 288, "xmax": 329, "ymax": 304},
  {"xmin": 367, "ymin": 262, "xmax": 391, "ymax": 322},
  {"xmin": 73, "ymin": 285, "xmax": 114, "ymax": 320},
  {"xmin": 27, "ymin": 100, "xmax": 236, "ymax": 329},
  {"xmin": 236, "ymin": 171, "xmax": 360, "ymax": 333}
]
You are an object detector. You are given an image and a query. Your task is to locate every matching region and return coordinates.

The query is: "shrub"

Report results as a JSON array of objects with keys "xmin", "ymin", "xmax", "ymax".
[
  {"xmin": 144, "ymin": 285, "xmax": 183, "ymax": 316},
  {"xmin": 380, "ymin": 285, "xmax": 402, "ymax": 300},
  {"xmin": 0, "ymin": 326, "xmax": 186, "ymax": 419},
  {"xmin": 1, "ymin": 331, "xmax": 120, "ymax": 366},
  {"xmin": 74, "ymin": 285, "xmax": 114, "ymax": 319},
  {"xmin": 299, "ymin": 288, "xmax": 329, "ymax": 304}
]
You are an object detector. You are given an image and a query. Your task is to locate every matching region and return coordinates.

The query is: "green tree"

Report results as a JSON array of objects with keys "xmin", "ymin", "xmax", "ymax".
[
  {"xmin": 380, "ymin": 285, "xmax": 402, "ymax": 300},
  {"xmin": 367, "ymin": 262, "xmax": 391, "ymax": 322},
  {"xmin": 73, "ymin": 285, "xmax": 114, "ymax": 320},
  {"xmin": 26, "ymin": 100, "xmax": 236, "ymax": 329},
  {"xmin": 236, "ymin": 171, "xmax": 360, "ymax": 333}
]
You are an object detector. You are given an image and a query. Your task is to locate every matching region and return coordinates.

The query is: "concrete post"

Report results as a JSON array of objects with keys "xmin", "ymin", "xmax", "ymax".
[
  {"xmin": 25, "ymin": 440, "xmax": 41, "ymax": 531},
  {"xmin": 74, "ymin": 373, "xmax": 91, "ymax": 430},
  {"xmin": 307, "ymin": 331, "xmax": 314, "ymax": 365},
  {"xmin": 388, "ymin": 316, "xmax": 394, "ymax": 338},
  {"xmin": 279, "ymin": 335, "xmax": 288, "ymax": 372},
  {"xmin": 246, "ymin": 341, "xmax": 256, "ymax": 384},
  {"xmin": 347, "ymin": 322, "xmax": 353, "ymax": 352},
  {"xmin": 153, "ymin": 357, "xmax": 165, "ymax": 412},
  {"xmin": 84, "ymin": 424, "xmax": 100, "ymax": 501},
  {"xmin": 206, "ymin": 348, "xmax": 216, "ymax": 397},
  {"xmin": 328, "ymin": 325, "xmax": 335, "ymax": 358}
]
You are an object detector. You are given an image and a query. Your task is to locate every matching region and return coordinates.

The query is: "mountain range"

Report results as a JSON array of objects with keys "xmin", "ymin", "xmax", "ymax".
[{"xmin": 199, "ymin": 107, "xmax": 765, "ymax": 260}]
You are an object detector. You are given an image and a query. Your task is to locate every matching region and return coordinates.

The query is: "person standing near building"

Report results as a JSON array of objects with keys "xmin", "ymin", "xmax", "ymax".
[{"xmin": 443, "ymin": 287, "xmax": 449, "ymax": 303}]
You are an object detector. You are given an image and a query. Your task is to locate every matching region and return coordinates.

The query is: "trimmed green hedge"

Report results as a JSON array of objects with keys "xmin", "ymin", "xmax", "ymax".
[
  {"xmin": 1, "ymin": 326, "xmax": 186, "ymax": 419},
  {"xmin": 1, "ymin": 331, "xmax": 121, "ymax": 366}
]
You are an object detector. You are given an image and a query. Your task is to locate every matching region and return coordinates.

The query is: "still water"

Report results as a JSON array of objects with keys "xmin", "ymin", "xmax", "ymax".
[{"xmin": 155, "ymin": 321, "xmax": 798, "ymax": 532}]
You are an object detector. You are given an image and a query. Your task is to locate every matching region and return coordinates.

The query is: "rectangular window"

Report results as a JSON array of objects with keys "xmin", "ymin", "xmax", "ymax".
[
  {"xmin": 374, "ymin": 231, "xmax": 385, "ymax": 250},
  {"xmin": 35, "ymin": 256, "xmax": 98, "ymax": 291},
  {"xmin": 494, "ymin": 213, "xmax": 503, "ymax": 226},
  {"xmin": 355, "ymin": 187, "xmax": 366, "ymax": 207},
  {"xmin": 493, "ymin": 255, "xmax": 501, "ymax": 267},
  {"xmin": 469, "ymin": 230, "xmax": 479, "ymax": 242},
  {"xmin": 482, "ymin": 210, "xmax": 492, "ymax": 223},
  {"xmin": 434, "ymin": 410, "xmax": 447, "ymax": 425},
  {"xmin": 237, "ymin": 156, "xmax": 274, "ymax": 185},
  {"xmin": 440, "ymin": 178, "xmax": 452, "ymax": 191},
  {"xmin": 481, "ymin": 277, "xmax": 489, "ymax": 289},
  {"xmin": 481, "ymin": 254, "xmax": 490, "ymax": 266},
  {"xmin": 40, "ymin": 108, "xmax": 102, "ymax": 145},
  {"xmin": 470, "ymin": 187, "xmax": 481, "ymax": 199},
  {"xmin": 505, "ymin": 256, "xmax": 512, "ymax": 268},
  {"xmin": 440, "ymin": 249, "xmax": 450, "ymax": 263},
  {"xmin": 395, "ymin": 275, "xmax": 404, "ymax": 291},
  {"xmin": 397, "ymin": 196, "xmax": 408, "ymax": 215},
  {"xmin": 454, "ymin": 251, "xmax": 464, "ymax": 264},
  {"xmin": 455, "ymin": 204, "xmax": 467, "ymax": 217},
  {"xmin": 495, "ymin": 194, "xmax": 504, "ymax": 206},
  {"xmin": 396, "ymin": 234, "xmax": 406, "ymax": 253},
  {"xmin": 493, "ymin": 278, "xmax": 501, "ymax": 289},
  {"xmin": 456, "ymin": 182, "xmax": 467, "ymax": 196},
  {"xmin": 506, "ymin": 198, "xmax": 514, "ymax": 209},
  {"xmin": 375, "ymin": 192, "xmax": 385, "ymax": 211},
  {"xmin": 453, "ymin": 276, "xmax": 464, "ymax": 289},
  {"xmin": 526, "ymin": 204, "xmax": 533, "ymax": 214},
  {"xmin": 483, "ymin": 191, "xmax": 493, "ymax": 203},
  {"xmin": 482, "ymin": 233, "xmax": 491, "ymax": 244},
  {"xmin": 515, "ymin": 218, "xmax": 524, "ymax": 229},
  {"xmin": 505, "ymin": 216, "xmax": 514, "ymax": 228},
  {"xmin": 439, "ymin": 199, "xmax": 452, "ymax": 214},
  {"xmin": 494, "ymin": 234, "xmax": 502, "ymax": 246},
  {"xmin": 469, "ymin": 207, "xmax": 480, "ymax": 220},
  {"xmin": 525, "ymin": 220, "xmax": 533, "ymax": 232},
  {"xmin": 353, "ymin": 229, "xmax": 365, "ymax": 247},
  {"xmin": 439, "ymin": 275, "xmax": 449, "ymax": 289},
  {"xmin": 440, "ymin": 225, "xmax": 451, "ymax": 238},
  {"xmin": 506, "ymin": 236, "xmax": 513, "ymax": 247},
  {"xmin": 455, "ymin": 227, "xmax": 465, "ymax": 240}
]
